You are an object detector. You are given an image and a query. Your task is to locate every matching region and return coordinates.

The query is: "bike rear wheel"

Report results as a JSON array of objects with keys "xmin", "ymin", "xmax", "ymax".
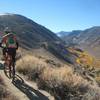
[
  {"xmin": 4, "ymin": 62, "xmax": 11, "ymax": 78},
  {"xmin": 4, "ymin": 64, "xmax": 15, "ymax": 79},
  {"xmin": 4, "ymin": 58, "xmax": 16, "ymax": 80}
]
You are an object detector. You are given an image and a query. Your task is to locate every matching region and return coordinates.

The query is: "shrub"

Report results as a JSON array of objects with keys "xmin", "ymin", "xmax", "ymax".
[
  {"xmin": 37, "ymin": 66, "xmax": 90, "ymax": 100},
  {"xmin": 16, "ymin": 55, "xmax": 100, "ymax": 100},
  {"xmin": 16, "ymin": 55, "xmax": 46, "ymax": 80},
  {"xmin": 82, "ymin": 86, "xmax": 100, "ymax": 100}
]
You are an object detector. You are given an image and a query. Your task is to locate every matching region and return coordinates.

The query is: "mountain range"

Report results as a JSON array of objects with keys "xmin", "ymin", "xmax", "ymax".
[{"xmin": 57, "ymin": 27, "xmax": 100, "ymax": 59}]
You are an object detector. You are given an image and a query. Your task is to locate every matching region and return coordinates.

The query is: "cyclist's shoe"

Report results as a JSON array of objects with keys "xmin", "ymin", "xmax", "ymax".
[{"xmin": 12, "ymin": 75, "xmax": 15, "ymax": 82}]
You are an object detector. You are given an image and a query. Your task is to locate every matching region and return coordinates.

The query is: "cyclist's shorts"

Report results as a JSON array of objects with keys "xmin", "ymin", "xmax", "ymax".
[
  {"xmin": 7, "ymin": 48, "xmax": 16, "ymax": 55},
  {"xmin": 7, "ymin": 48, "xmax": 16, "ymax": 62}
]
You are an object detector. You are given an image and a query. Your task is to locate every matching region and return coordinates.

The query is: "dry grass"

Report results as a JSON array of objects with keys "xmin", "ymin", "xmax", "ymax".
[
  {"xmin": 16, "ymin": 55, "xmax": 100, "ymax": 100},
  {"xmin": 0, "ymin": 75, "xmax": 4, "ymax": 84},
  {"xmin": 0, "ymin": 75, "xmax": 6, "ymax": 98},
  {"xmin": 38, "ymin": 66, "xmax": 90, "ymax": 100},
  {"xmin": 82, "ymin": 86, "xmax": 100, "ymax": 100},
  {"xmin": 16, "ymin": 55, "xmax": 47, "ymax": 80},
  {"xmin": 0, "ymin": 75, "xmax": 17, "ymax": 100},
  {"xmin": 40, "ymin": 66, "xmax": 87, "ymax": 89},
  {"xmin": 93, "ymin": 59, "xmax": 100, "ymax": 68}
]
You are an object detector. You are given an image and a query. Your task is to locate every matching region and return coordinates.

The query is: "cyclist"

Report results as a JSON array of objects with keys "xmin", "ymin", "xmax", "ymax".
[{"xmin": 0, "ymin": 28, "xmax": 19, "ymax": 77}]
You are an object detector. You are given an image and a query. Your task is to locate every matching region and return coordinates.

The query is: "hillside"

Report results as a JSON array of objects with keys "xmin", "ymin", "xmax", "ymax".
[
  {"xmin": 57, "ymin": 30, "xmax": 82, "ymax": 41},
  {"xmin": 0, "ymin": 14, "xmax": 77, "ymax": 64},
  {"xmin": 0, "ymin": 14, "xmax": 99, "ymax": 100},
  {"xmin": 57, "ymin": 31, "xmax": 70, "ymax": 37},
  {"xmin": 58, "ymin": 27, "xmax": 100, "ymax": 59},
  {"xmin": 0, "ymin": 14, "xmax": 60, "ymax": 49}
]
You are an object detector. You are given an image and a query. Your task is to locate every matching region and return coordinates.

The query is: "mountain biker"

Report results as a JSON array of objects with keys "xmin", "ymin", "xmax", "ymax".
[{"xmin": 0, "ymin": 28, "xmax": 19, "ymax": 64}]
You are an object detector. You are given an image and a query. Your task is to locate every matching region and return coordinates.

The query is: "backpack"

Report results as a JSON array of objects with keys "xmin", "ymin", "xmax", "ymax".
[{"xmin": 6, "ymin": 34, "xmax": 17, "ymax": 48}]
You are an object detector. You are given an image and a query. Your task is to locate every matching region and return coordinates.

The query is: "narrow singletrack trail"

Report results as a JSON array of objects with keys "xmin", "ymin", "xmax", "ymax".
[{"xmin": 0, "ymin": 61, "xmax": 54, "ymax": 100}]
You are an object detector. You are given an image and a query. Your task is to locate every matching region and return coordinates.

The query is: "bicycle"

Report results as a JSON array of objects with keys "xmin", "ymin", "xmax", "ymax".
[{"xmin": 1, "ymin": 46, "xmax": 16, "ymax": 81}]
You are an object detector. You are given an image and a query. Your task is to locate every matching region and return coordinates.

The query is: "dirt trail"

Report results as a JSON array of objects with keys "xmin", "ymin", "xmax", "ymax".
[{"xmin": 0, "ymin": 61, "xmax": 54, "ymax": 100}]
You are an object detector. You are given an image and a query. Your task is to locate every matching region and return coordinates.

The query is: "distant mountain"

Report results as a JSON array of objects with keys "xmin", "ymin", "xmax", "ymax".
[
  {"xmin": 60, "ymin": 27, "xmax": 100, "ymax": 58},
  {"xmin": 59, "ymin": 30, "xmax": 82, "ymax": 45},
  {"xmin": 57, "ymin": 31, "xmax": 70, "ymax": 37}
]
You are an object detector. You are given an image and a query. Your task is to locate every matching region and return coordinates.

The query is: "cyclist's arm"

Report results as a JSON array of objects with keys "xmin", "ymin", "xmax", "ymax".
[{"xmin": 16, "ymin": 41, "xmax": 19, "ymax": 50}]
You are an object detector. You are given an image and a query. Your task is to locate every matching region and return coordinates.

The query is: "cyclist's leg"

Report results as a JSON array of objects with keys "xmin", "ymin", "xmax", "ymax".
[
  {"xmin": 2, "ymin": 48, "xmax": 7, "ymax": 61},
  {"xmin": 8, "ymin": 48, "xmax": 16, "ymax": 77},
  {"xmin": 12, "ymin": 61, "xmax": 15, "ymax": 77},
  {"xmin": 12, "ymin": 48, "xmax": 16, "ymax": 76},
  {"xmin": 7, "ymin": 49, "xmax": 13, "ymax": 78},
  {"xmin": 8, "ymin": 54, "xmax": 12, "ymax": 77}
]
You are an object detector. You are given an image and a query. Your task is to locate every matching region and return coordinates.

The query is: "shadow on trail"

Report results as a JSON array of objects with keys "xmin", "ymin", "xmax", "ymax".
[{"xmin": 12, "ymin": 74, "xmax": 49, "ymax": 100}]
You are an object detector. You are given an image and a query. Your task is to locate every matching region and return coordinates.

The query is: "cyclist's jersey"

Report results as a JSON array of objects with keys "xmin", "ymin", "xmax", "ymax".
[{"xmin": 2, "ymin": 34, "xmax": 17, "ymax": 48}]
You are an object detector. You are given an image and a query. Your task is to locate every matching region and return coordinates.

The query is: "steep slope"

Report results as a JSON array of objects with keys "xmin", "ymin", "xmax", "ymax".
[
  {"xmin": 75, "ymin": 27, "xmax": 100, "ymax": 47},
  {"xmin": 0, "ymin": 14, "xmax": 60, "ymax": 49},
  {"xmin": 77, "ymin": 27, "xmax": 100, "ymax": 59},
  {"xmin": 0, "ymin": 13, "xmax": 76, "ymax": 64}
]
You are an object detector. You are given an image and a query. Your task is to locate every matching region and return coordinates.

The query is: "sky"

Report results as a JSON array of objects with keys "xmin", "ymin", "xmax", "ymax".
[{"xmin": 0, "ymin": 0, "xmax": 100, "ymax": 33}]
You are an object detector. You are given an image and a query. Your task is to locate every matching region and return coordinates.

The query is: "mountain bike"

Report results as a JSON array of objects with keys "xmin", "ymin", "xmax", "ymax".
[{"xmin": 1, "ymin": 47, "xmax": 16, "ymax": 81}]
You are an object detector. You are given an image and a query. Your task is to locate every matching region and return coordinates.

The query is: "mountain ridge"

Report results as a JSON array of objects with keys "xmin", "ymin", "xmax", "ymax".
[
  {"xmin": 0, "ymin": 14, "xmax": 60, "ymax": 49},
  {"xmin": 57, "ymin": 26, "xmax": 100, "ymax": 58}
]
